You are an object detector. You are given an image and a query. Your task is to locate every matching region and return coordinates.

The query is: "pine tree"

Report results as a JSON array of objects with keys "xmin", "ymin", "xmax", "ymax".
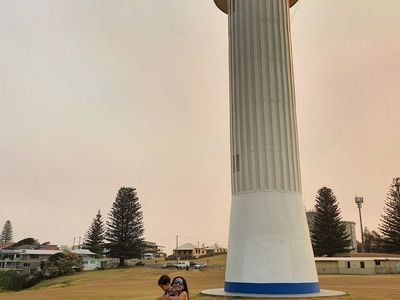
[
  {"xmin": 84, "ymin": 210, "xmax": 105, "ymax": 257},
  {"xmin": 310, "ymin": 187, "xmax": 351, "ymax": 256},
  {"xmin": 379, "ymin": 177, "xmax": 400, "ymax": 253},
  {"xmin": 105, "ymin": 187, "xmax": 145, "ymax": 266},
  {"xmin": 1, "ymin": 220, "xmax": 13, "ymax": 244}
]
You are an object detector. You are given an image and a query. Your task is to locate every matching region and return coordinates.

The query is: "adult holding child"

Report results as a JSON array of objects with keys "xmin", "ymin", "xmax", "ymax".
[
  {"xmin": 157, "ymin": 276, "xmax": 189, "ymax": 300},
  {"xmin": 170, "ymin": 276, "xmax": 189, "ymax": 300}
]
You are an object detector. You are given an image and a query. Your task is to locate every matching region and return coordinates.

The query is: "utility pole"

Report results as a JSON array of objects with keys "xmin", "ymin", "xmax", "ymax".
[
  {"xmin": 355, "ymin": 196, "xmax": 364, "ymax": 252},
  {"xmin": 176, "ymin": 235, "xmax": 179, "ymax": 262},
  {"xmin": 72, "ymin": 237, "xmax": 75, "ymax": 250}
]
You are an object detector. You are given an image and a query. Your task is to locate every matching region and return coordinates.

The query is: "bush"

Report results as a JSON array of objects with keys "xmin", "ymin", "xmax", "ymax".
[
  {"xmin": 44, "ymin": 252, "xmax": 84, "ymax": 278},
  {"xmin": 22, "ymin": 272, "xmax": 43, "ymax": 289},
  {"xmin": 0, "ymin": 271, "xmax": 24, "ymax": 291}
]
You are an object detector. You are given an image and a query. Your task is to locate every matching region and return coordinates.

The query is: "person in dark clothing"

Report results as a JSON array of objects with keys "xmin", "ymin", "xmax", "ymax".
[{"xmin": 157, "ymin": 275, "xmax": 178, "ymax": 299}]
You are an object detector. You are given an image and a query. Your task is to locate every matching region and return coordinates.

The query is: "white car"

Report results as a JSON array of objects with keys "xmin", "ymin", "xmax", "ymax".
[
  {"xmin": 175, "ymin": 261, "xmax": 190, "ymax": 269},
  {"xmin": 193, "ymin": 262, "xmax": 207, "ymax": 269}
]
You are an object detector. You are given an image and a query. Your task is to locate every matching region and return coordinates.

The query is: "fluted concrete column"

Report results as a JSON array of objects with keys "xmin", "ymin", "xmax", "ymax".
[
  {"xmin": 219, "ymin": 0, "xmax": 320, "ymax": 295},
  {"xmin": 229, "ymin": 0, "xmax": 300, "ymax": 195}
]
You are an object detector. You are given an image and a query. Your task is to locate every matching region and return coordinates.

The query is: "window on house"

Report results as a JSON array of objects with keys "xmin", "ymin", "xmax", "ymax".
[
  {"xmin": 360, "ymin": 261, "xmax": 365, "ymax": 269},
  {"xmin": 375, "ymin": 261, "xmax": 381, "ymax": 266},
  {"xmin": 346, "ymin": 261, "xmax": 351, "ymax": 268},
  {"xmin": 23, "ymin": 263, "xmax": 30, "ymax": 267},
  {"xmin": 30, "ymin": 255, "xmax": 39, "ymax": 259}
]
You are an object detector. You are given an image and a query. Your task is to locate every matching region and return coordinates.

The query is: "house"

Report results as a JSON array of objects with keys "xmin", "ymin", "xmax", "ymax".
[
  {"xmin": 144, "ymin": 241, "xmax": 166, "ymax": 258},
  {"xmin": 205, "ymin": 243, "xmax": 227, "ymax": 255},
  {"xmin": 173, "ymin": 243, "xmax": 206, "ymax": 259},
  {"xmin": 70, "ymin": 249, "xmax": 98, "ymax": 271},
  {"xmin": 39, "ymin": 244, "xmax": 60, "ymax": 250},
  {"xmin": 0, "ymin": 248, "xmax": 98, "ymax": 274},
  {"xmin": 0, "ymin": 249, "xmax": 60, "ymax": 275}
]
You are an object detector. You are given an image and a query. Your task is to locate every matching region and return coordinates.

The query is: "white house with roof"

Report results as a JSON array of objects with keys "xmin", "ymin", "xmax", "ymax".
[
  {"xmin": 173, "ymin": 243, "xmax": 207, "ymax": 259},
  {"xmin": 0, "ymin": 249, "xmax": 60, "ymax": 275},
  {"xmin": 0, "ymin": 248, "xmax": 98, "ymax": 274},
  {"xmin": 70, "ymin": 249, "xmax": 99, "ymax": 271},
  {"xmin": 205, "ymin": 243, "xmax": 227, "ymax": 255}
]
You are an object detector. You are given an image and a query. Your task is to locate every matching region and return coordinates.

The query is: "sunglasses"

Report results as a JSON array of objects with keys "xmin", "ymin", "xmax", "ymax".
[{"xmin": 173, "ymin": 281, "xmax": 184, "ymax": 286}]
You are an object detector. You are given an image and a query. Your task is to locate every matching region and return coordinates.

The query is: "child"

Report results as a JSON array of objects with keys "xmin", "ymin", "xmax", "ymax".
[{"xmin": 157, "ymin": 275, "xmax": 177, "ymax": 299}]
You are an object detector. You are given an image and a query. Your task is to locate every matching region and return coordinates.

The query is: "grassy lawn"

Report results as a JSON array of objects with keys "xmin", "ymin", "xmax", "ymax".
[{"xmin": 0, "ymin": 256, "xmax": 399, "ymax": 300}]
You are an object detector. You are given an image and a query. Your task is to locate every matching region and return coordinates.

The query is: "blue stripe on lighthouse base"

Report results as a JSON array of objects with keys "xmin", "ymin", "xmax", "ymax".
[{"xmin": 224, "ymin": 281, "xmax": 320, "ymax": 295}]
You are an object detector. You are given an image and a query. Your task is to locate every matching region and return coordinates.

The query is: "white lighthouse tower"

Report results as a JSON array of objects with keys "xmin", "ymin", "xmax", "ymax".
[{"xmin": 202, "ymin": 0, "xmax": 344, "ymax": 297}]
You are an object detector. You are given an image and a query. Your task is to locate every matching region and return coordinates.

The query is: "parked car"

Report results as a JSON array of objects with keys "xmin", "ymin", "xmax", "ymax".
[
  {"xmin": 144, "ymin": 253, "xmax": 154, "ymax": 260},
  {"xmin": 135, "ymin": 260, "xmax": 145, "ymax": 266},
  {"xmin": 189, "ymin": 261, "xmax": 197, "ymax": 267},
  {"xmin": 194, "ymin": 262, "xmax": 207, "ymax": 270},
  {"xmin": 175, "ymin": 261, "xmax": 190, "ymax": 269},
  {"xmin": 161, "ymin": 262, "xmax": 175, "ymax": 269}
]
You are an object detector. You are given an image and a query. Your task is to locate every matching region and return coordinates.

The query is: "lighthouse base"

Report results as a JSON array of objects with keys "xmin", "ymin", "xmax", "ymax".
[
  {"xmin": 201, "ymin": 288, "xmax": 346, "ymax": 298},
  {"xmin": 225, "ymin": 192, "xmax": 318, "ymax": 286}
]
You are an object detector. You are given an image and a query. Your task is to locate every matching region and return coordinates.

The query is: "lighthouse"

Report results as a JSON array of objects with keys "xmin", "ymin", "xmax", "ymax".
[{"xmin": 212, "ymin": 0, "xmax": 319, "ymax": 295}]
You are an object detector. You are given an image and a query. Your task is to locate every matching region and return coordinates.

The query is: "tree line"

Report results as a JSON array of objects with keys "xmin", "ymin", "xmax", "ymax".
[
  {"xmin": 1, "ymin": 187, "xmax": 145, "ymax": 268},
  {"xmin": 3, "ymin": 177, "xmax": 399, "ymax": 260},
  {"xmin": 310, "ymin": 177, "xmax": 400, "ymax": 256}
]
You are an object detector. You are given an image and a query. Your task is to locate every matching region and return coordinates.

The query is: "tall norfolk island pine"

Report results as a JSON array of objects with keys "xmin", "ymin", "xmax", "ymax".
[
  {"xmin": 1, "ymin": 220, "xmax": 13, "ymax": 244},
  {"xmin": 105, "ymin": 187, "xmax": 145, "ymax": 266},
  {"xmin": 84, "ymin": 210, "xmax": 105, "ymax": 257},
  {"xmin": 310, "ymin": 187, "xmax": 351, "ymax": 257},
  {"xmin": 379, "ymin": 177, "xmax": 400, "ymax": 253}
]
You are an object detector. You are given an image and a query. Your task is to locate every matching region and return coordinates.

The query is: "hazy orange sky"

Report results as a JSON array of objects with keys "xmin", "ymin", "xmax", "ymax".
[{"xmin": 1, "ymin": 0, "xmax": 399, "ymax": 254}]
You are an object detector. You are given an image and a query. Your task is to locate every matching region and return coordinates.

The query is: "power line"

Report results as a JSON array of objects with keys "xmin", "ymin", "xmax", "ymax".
[{"xmin": 179, "ymin": 235, "xmax": 228, "ymax": 244}]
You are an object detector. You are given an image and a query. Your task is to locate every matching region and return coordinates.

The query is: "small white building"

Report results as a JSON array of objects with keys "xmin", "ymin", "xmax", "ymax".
[
  {"xmin": 71, "ymin": 249, "xmax": 98, "ymax": 271},
  {"xmin": 315, "ymin": 257, "xmax": 400, "ymax": 275}
]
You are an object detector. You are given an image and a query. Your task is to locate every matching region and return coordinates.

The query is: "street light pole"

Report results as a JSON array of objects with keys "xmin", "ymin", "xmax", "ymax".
[{"xmin": 355, "ymin": 196, "xmax": 364, "ymax": 252}]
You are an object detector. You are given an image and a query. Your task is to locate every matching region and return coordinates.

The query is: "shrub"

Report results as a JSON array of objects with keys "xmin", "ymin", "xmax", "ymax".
[
  {"xmin": 44, "ymin": 252, "xmax": 84, "ymax": 278},
  {"xmin": 22, "ymin": 272, "xmax": 43, "ymax": 289},
  {"xmin": 0, "ymin": 271, "xmax": 23, "ymax": 291}
]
